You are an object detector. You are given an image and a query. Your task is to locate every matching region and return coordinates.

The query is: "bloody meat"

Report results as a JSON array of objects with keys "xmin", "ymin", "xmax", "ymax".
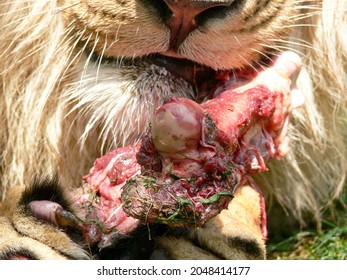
[
  {"xmin": 77, "ymin": 52, "xmax": 302, "ymax": 247},
  {"xmin": 121, "ymin": 85, "xmax": 277, "ymax": 225}
]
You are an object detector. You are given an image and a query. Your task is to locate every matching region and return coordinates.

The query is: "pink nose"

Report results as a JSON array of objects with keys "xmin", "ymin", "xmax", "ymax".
[{"xmin": 163, "ymin": 0, "xmax": 234, "ymax": 50}]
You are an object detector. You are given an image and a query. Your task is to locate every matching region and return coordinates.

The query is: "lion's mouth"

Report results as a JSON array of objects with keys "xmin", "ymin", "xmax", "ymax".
[
  {"xmin": 149, "ymin": 54, "xmax": 217, "ymax": 89},
  {"xmin": 89, "ymin": 49, "xmax": 264, "ymax": 100},
  {"xmin": 148, "ymin": 53, "xmax": 267, "ymax": 100}
]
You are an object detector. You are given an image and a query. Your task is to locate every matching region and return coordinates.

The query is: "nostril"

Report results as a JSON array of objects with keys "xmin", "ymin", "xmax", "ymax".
[
  {"xmin": 162, "ymin": 0, "xmax": 236, "ymax": 50},
  {"xmin": 164, "ymin": 0, "xmax": 235, "ymax": 11},
  {"xmin": 196, "ymin": 1, "xmax": 244, "ymax": 24}
]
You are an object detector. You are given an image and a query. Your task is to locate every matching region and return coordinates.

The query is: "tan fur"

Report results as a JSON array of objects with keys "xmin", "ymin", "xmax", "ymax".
[
  {"xmin": 0, "ymin": 0, "xmax": 346, "ymax": 259},
  {"xmin": 0, "ymin": 186, "xmax": 88, "ymax": 259},
  {"xmin": 0, "ymin": 218, "xmax": 68, "ymax": 260},
  {"xmin": 157, "ymin": 185, "xmax": 266, "ymax": 260}
]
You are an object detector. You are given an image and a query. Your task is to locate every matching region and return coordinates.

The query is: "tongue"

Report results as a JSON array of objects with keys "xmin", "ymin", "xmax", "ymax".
[{"xmin": 75, "ymin": 52, "xmax": 303, "ymax": 248}]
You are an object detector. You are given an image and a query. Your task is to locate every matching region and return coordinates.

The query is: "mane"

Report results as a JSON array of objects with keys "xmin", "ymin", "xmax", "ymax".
[
  {"xmin": 0, "ymin": 0, "xmax": 68, "ymax": 196},
  {"xmin": 0, "ymin": 0, "xmax": 346, "ymax": 227},
  {"xmin": 257, "ymin": 0, "xmax": 347, "ymax": 225}
]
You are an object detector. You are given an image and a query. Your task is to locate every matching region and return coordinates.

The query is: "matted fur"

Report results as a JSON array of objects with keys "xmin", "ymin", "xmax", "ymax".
[{"xmin": 0, "ymin": 0, "xmax": 346, "ymax": 230}]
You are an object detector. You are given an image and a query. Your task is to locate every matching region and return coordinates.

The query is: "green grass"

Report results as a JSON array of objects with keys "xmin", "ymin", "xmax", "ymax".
[
  {"xmin": 267, "ymin": 192, "xmax": 347, "ymax": 260},
  {"xmin": 267, "ymin": 224, "xmax": 347, "ymax": 260}
]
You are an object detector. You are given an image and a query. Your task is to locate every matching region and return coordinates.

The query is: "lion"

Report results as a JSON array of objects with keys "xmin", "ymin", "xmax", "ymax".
[{"xmin": 0, "ymin": 0, "xmax": 346, "ymax": 259}]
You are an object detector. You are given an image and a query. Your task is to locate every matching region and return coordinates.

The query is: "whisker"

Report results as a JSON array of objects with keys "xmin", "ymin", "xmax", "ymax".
[
  {"xmin": 81, "ymin": 33, "xmax": 98, "ymax": 79},
  {"xmin": 57, "ymin": 27, "xmax": 87, "ymax": 87},
  {"xmin": 251, "ymin": 48, "xmax": 275, "ymax": 65},
  {"xmin": 0, "ymin": 2, "xmax": 79, "ymax": 30},
  {"xmin": 237, "ymin": 54, "xmax": 260, "ymax": 74},
  {"xmin": 95, "ymin": 34, "xmax": 108, "ymax": 86},
  {"xmin": 268, "ymin": 38, "xmax": 324, "ymax": 54},
  {"xmin": 260, "ymin": 43, "xmax": 307, "ymax": 57}
]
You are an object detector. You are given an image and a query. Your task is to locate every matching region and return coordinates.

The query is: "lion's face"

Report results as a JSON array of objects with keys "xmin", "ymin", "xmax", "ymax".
[
  {"xmin": 60, "ymin": 0, "xmax": 301, "ymax": 152},
  {"xmin": 63, "ymin": 0, "xmax": 296, "ymax": 69}
]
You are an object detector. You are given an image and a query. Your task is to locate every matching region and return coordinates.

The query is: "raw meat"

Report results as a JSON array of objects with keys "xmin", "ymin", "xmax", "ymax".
[{"xmin": 76, "ymin": 51, "xmax": 302, "ymax": 247}]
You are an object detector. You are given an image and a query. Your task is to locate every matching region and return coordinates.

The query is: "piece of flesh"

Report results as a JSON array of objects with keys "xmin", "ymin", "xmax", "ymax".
[{"xmin": 75, "ymin": 51, "xmax": 302, "ymax": 247}]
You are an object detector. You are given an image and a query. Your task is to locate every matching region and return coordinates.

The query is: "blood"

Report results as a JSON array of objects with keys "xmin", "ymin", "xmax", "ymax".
[{"xmin": 77, "ymin": 82, "xmax": 281, "ymax": 246}]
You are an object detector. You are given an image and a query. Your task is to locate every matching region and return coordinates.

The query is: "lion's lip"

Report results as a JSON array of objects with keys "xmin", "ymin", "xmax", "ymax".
[{"xmin": 149, "ymin": 54, "xmax": 217, "ymax": 87}]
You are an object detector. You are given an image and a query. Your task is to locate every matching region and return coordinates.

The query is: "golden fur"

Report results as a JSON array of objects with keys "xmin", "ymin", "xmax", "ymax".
[
  {"xmin": 0, "ymin": 185, "xmax": 88, "ymax": 259},
  {"xmin": 0, "ymin": 0, "xmax": 346, "ymax": 259}
]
